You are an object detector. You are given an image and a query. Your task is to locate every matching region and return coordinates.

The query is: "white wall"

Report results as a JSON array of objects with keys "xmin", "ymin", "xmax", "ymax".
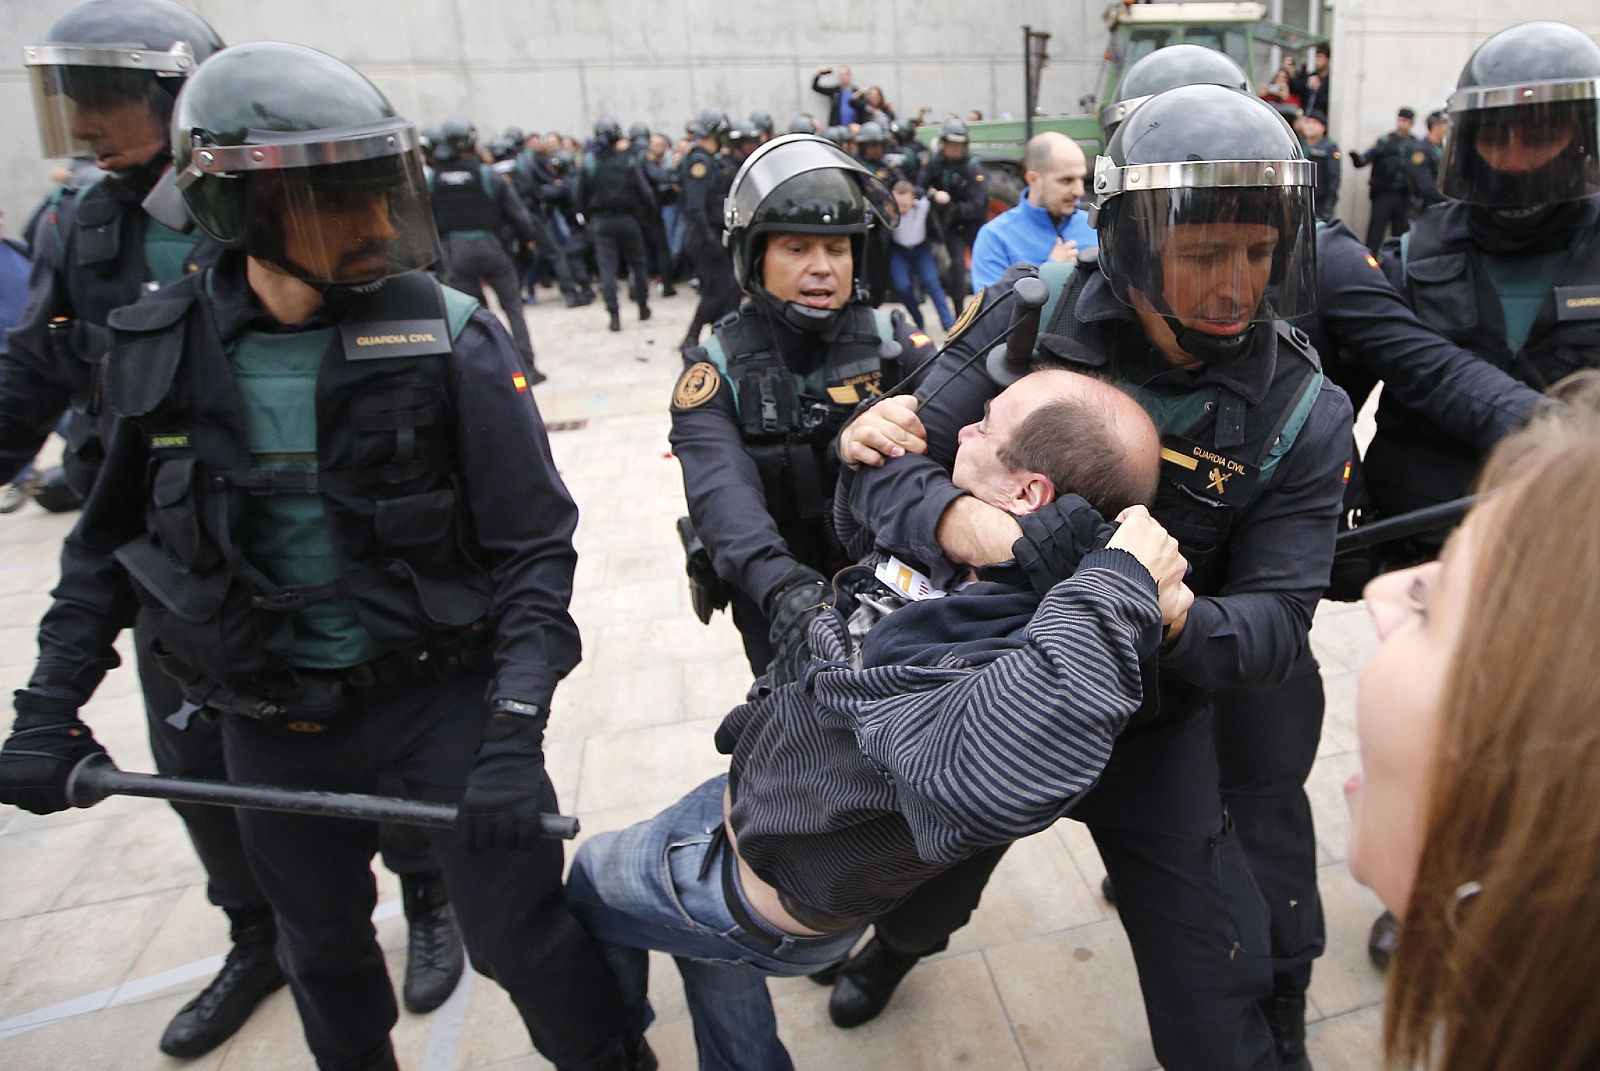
[
  {"xmin": 0, "ymin": 0, "xmax": 1116, "ymax": 225},
  {"xmin": 1329, "ymin": 0, "xmax": 1600, "ymax": 231}
]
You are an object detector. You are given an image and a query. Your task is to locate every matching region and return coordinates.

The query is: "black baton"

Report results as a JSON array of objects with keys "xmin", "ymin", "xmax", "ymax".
[
  {"xmin": 1333, "ymin": 496, "xmax": 1477, "ymax": 556},
  {"xmin": 64, "ymin": 753, "xmax": 580, "ymax": 840}
]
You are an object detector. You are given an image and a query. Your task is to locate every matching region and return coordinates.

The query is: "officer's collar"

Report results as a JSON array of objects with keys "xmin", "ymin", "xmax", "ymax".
[
  {"xmin": 1073, "ymin": 271, "xmax": 1275, "ymax": 405},
  {"xmin": 209, "ymin": 251, "xmax": 344, "ymax": 341}
]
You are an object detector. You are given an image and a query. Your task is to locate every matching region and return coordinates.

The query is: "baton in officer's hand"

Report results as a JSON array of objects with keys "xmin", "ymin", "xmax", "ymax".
[{"xmin": 63, "ymin": 753, "xmax": 580, "ymax": 839}]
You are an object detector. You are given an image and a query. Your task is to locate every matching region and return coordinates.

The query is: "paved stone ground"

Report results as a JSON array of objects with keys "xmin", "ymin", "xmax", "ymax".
[{"xmin": 0, "ymin": 286, "xmax": 1390, "ymax": 1070}]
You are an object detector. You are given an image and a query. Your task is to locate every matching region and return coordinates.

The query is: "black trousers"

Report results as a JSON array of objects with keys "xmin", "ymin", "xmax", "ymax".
[
  {"xmin": 528, "ymin": 210, "xmax": 587, "ymax": 301},
  {"xmin": 220, "ymin": 671, "xmax": 628, "ymax": 1071},
  {"xmin": 442, "ymin": 234, "xmax": 538, "ymax": 372},
  {"xmin": 138, "ymin": 621, "xmax": 432, "ymax": 916},
  {"xmin": 641, "ymin": 205, "xmax": 675, "ymax": 285},
  {"xmin": 1365, "ymin": 190, "xmax": 1411, "ymax": 251},
  {"xmin": 872, "ymin": 705, "xmax": 1277, "ymax": 1071},
  {"xmin": 589, "ymin": 213, "xmax": 651, "ymax": 312},
  {"xmin": 1213, "ymin": 665, "xmax": 1327, "ymax": 993},
  {"xmin": 938, "ymin": 230, "xmax": 973, "ymax": 307},
  {"xmin": 683, "ymin": 230, "xmax": 741, "ymax": 346}
]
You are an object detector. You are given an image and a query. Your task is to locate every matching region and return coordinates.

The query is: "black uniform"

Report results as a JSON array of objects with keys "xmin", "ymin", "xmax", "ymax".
[
  {"xmin": 430, "ymin": 154, "xmax": 541, "ymax": 373},
  {"xmin": 637, "ymin": 150, "xmax": 678, "ymax": 290},
  {"xmin": 577, "ymin": 144, "xmax": 655, "ymax": 314},
  {"xmin": 1352, "ymin": 131, "xmax": 1421, "ymax": 251},
  {"xmin": 679, "ymin": 147, "xmax": 741, "ymax": 345},
  {"xmin": 916, "ymin": 153, "xmax": 987, "ymax": 304},
  {"xmin": 1406, "ymin": 139, "xmax": 1447, "ymax": 213},
  {"xmin": 1367, "ymin": 198, "xmax": 1600, "ymax": 520},
  {"xmin": 838, "ymin": 260, "xmax": 1353, "ymax": 1069},
  {"xmin": 670, "ymin": 302, "xmax": 934, "ymax": 673},
  {"xmin": 1304, "ymin": 137, "xmax": 1342, "ymax": 222},
  {"xmin": 855, "ymin": 151, "xmax": 906, "ymax": 307},
  {"xmin": 19, "ymin": 254, "xmax": 628, "ymax": 1070}
]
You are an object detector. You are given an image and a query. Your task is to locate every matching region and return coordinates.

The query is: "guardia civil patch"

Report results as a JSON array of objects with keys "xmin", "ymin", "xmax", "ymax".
[
  {"xmin": 1410, "ymin": 150, "xmax": 1425, "ymax": 165},
  {"xmin": 945, "ymin": 290, "xmax": 984, "ymax": 345},
  {"xmin": 690, "ymin": 161, "xmax": 708, "ymax": 179},
  {"xmin": 673, "ymin": 362, "xmax": 722, "ymax": 409}
]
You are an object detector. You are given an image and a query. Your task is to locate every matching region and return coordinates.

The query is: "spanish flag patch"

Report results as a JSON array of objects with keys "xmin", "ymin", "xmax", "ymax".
[
  {"xmin": 909, "ymin": 331, "xmax": 932, "ymax": 348},
  {"xmin": 512, "ymin": 372, "xmax": 529, "ymax": 392},
  {"xmin": 1342, "ymin": 460, "xmax": 1352, "ymax": 484},
  {"xmin": 1365, "ymin": 254, "xmax": 1380, "ymax": 270}
]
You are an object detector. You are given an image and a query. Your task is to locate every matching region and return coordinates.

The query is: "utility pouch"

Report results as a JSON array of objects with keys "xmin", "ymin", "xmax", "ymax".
[{"xmin": 676, "ymin": 515, "xmax": 731, "ymax": 625}]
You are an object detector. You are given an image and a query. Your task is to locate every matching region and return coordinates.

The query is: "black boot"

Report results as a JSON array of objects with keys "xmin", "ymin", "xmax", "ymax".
[
  {"xmin": 637, "ymin": 301, "xmax": 652, "ymax": 322},
  {"xmin": 661, "ymin": 281, "xmax": 677, "ymax": 297},
  {"xmin": 1368, "ymin": 909, "xmax": 1400, "ymax": 970},
  {"xmin": 159, "ymin": 908, "xmax": 285, "ymax": 1057},
  {"xmin": 608, "ymin": 309, "xmax": 622, "ymax": 332},
  {"xmin": 401, "ymin": 871, "xmax": 465, "ymax": 1014},
  {"xmin": 827, "ymin": 937, "xmax": 921, "ymax": 1028},
  {"xmin": 1261, "ymin": 991, "xmax": 1313, "ymax": 1071}
]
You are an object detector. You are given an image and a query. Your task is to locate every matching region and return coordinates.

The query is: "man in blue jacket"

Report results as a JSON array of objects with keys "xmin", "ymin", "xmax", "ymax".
[{"xmin": 971, "ymin": 132, "xmax": 1095, "ymax": 288}]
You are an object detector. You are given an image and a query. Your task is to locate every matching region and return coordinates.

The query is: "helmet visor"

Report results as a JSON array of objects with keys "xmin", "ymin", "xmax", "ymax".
[
  {"xmin": 1440, "ymin": 82, "xmax": 1600, "ymax": 207},
  {"xmin": 727, "ymin": 134, "xmax": 898, "ymax": 236},
  {"xmin": 1100, "ymin": 184, "xmax": 1318, "ymax": 323},
  {"xmin": 25, "ymin": 61, "xmax": 173, "ymax": 161}
]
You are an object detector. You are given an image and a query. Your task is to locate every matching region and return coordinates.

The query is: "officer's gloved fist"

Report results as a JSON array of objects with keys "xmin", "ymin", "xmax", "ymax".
[
  {"xmin": 0, "ymin": 694, "xmax": 104, "ymax": 814},
  {"xmin": 765, "ymin": 566, "xmax": 832, "ymax": 687},
  {"xmin": 457, "ymin": 712, "xmax": 547, "ymax": 853},
  {"xmin": 1011, "ymin": 494, "xmax": 1115, "ymax": 596}
]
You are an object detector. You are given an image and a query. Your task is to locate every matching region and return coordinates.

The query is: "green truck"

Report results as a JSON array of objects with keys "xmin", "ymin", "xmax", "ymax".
[{"xmin": 921, "ymin": 2, "xmax": 1329, "ymax": 210}]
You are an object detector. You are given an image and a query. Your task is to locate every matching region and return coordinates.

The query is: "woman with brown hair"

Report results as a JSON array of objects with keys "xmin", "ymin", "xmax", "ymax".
[{"xmin": 1348, "ymin": 369, "xmax": 1600, "ymax": 1071}]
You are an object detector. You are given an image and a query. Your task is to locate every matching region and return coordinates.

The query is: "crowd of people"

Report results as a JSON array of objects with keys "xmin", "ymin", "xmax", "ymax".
[{"xmin": 2, "ymin": 3, "xmax": 1600, "ymax": 1071}]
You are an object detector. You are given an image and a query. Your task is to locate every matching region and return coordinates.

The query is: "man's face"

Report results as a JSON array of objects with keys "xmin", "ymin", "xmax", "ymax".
[
  {"xmin": 952, "ymin": 382, "xmax": 1044, "ymax": 512},
  {"xmin": 1131, "ymin": 222, "xmax": 1278, "ymax": 361},
  {"xmin": 542, "ymin": 133, "xmax": 561, "ymax": 154},
  {"xmin": 278, "ymin": 187, "xmax": 399, "ymax": 284},
  {"xmin": 761, "ymin": 231, "xmax": 852, "ymax": 309},
  {"xmin": 1315, "ymin": 52, "xmax": 1329, "ymax": 75},
  {"xmin": 941, "ymin": 141, "xmax": 967, "ymax": 162},
  {"xmin": 893, "ymin": 188, "xmax": 915, "ymax": 216},
  {"xmin": 648, "ymin": 133, "xmax": 669, "ymax": 161},
  {"xmin": 69, "ymin": 94, "xmax": 167, "ymax": 172},
  {"xmin": 1027, "ymin": 144, "xmax": 1087, "ymax": 219},
  {"xmin": 1475, "ymin": 119, "xmax": 1574, "ymax": 175},
  {"xmin": 1396, "ymin": 115, "xmax": 1414, "ymax": 138},
  {"xmin": 838, "ymin": 65, "xmax": 852, "ymax": 87},
  {"xmin": 1301, "ymin": 117, "xmax": 1326, "ymax": 142},
  {"xmin": 861, "ymin": 141, "xmax": 884, "ymax": 161}
]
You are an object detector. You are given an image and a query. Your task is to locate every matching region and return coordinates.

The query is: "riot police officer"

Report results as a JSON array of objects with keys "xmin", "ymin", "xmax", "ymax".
[
  {"xmin": 679, "ymin": 109, "xmax": 740, "ymax": 348},
  {"xmin": 786, "ymin": 113, "xmax": 817, "ymax": 136},
  {"xmin": 510, "ymin": 132, "xmax": 594, "ymax": 308},
  {"xmin": 1352, "ymin": 107, "xmax": 1422, "ymax": 250},
  {"xmin": 429, "ymin": 117, "xmax": 546, "ymax": 382},
  {"xmin": 0, "ymin": 41, "xmax": 649, "ymax": 1071},
  {"xmin": 669, "ymin": 133, "xmax": 934, "ymax": 674},
  {"xmin": 832, "ymin": 86, "xmax": 1351, "ymax": 1071},
  {"xmin": 1301, "ymin": 108, "xmax": 1343, "ymax": 222},
  {"xmin": 917, "ymin": 117, "xmax": 987, "ymax": 304},
  {"xmin": 578, "ymin": 117, "xmax": 654, "ymax": 332},
  {"xmin": 3, "ymin": 2, "xmax": 463, "ymax": 1053},
  {"xmin": 749, "ymin": 109, "xmax": 776, "ymax": 144},
  {"xmin": 1360, "ymin": 18, "xmax": 1600, "ymax": 966},
  {"xmin": 626, "ymin": 120, "xmax": 651, "ymax": 157},
  {"xmin": 853, "ymin": 121, "xmax": 901, "ymax": 307}
]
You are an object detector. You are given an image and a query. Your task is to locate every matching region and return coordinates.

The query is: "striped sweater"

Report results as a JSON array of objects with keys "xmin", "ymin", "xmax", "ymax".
[{"xmin": 720, "ymin": 548, "xmax": 1160, "ymax": 924}]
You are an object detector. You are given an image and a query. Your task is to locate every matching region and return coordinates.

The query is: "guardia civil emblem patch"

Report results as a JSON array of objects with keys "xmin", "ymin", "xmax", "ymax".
[{"xmin": 673, "ymin": 362, "xmax": 722, "ymax": 409}]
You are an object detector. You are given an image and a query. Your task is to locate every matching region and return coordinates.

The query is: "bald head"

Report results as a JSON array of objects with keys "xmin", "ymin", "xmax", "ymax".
[
  {"xmin": 953, "ymin": 369, "xmax": 1159, "ymax": 519},
  {"xmin": 1024, "ymin": 133, "xmax": 1088, "ymax": 219}
]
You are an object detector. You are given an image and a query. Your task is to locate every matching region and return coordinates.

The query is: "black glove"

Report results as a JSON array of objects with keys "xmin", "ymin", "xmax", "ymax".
[
  {"xmin": 764, "ymin": 565, "xmax": 831, "ymax": 686},
  {"xmin": 1011, "ymin": 494, "xmax": 1115, "ymax": 596},
  {"xmin": 457, "ymin": 712, "xmax": 548, "ymax": 852},
  {"xmin": 0, "ymin": 695, "xmax": 105, "ymax": 815}
]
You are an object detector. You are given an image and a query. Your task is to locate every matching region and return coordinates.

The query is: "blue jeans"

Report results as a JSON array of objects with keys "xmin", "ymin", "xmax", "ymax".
[
  {"xmin": 662, "ymin": 204, "xmax": 685, "ymax": 260},
  {"xmin": 888, "ymin": 242, "xmax": 955, "ymax": 330},
  {"xmin": 568, "ymin": 775, "xmax": 864, "ymax": 1071}
]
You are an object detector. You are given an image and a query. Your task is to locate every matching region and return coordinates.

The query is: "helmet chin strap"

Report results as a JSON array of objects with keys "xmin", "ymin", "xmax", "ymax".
[
  {"xmin": 1163, "ymin": 314, "xmax": 1256, "ymax": 365},
  {"xmin": 752, "ymin": 282, "xmax": 854, "ymax": 335}
]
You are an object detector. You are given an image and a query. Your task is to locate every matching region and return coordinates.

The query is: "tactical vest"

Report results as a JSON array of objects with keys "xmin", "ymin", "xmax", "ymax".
[
  {"xmin": 429, "ymin": 158, "xmax": 503, "ymax": 236},
  {"xmin": 1398, "ymin": 203, "xmax": 1600, "ymax": 396},
  {"xmin": 702, "ymin": 305, "xmax": 897, "ymax": 527},
  {"xmin": 101, "ymin": 269, "xmax": 487, "ymax": 718},
  {"xmin": 53, "ymin": 177, "xmax": 213, "ymax": 492},
  {"xmin": 582, "ymin": 150, "xmax": 642, "ymax": 214},
  {"xmin": 1023, "ymin": 260, "xmax": 1324, "ymax": 594}
]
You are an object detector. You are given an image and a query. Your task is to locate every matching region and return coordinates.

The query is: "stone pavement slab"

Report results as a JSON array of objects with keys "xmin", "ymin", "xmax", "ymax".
[{"xmin": 0, "ymin": 287, "xmax": 1390, "ymax": 1068}]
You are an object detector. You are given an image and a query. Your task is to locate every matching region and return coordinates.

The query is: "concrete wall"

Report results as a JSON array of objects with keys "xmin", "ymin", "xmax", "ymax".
[
  {"xmin": 0, "ymin": 0, "xmax": 1120, "ymax": 227},
  {"xmin": 1329, "ymin": 0, "xmax": 1600, "ymax": 231}
]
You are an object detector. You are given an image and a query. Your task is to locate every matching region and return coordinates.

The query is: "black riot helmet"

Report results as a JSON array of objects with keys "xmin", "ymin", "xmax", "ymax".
[
  {"xmin": 1101, "ymin": 44, "xmax": 1250, "ymax": 137},
  {"xmin": 173, "ymin": 42, "xmax": 439, "ymax": 290},
  {"xmin": 855, "ymin": 121, "xmax": 887, "ymax": 145},
  {"xmin": 627, "ymin": 120, "xmax": 650, "ymax": 142},
  {"xmin": 25, "ymin": 0, "xmax": 225, "ymax": 167},
  {"xmin": 939, "ymin": 117, "xmax": 969, "ymax": 145},
  {"xmin": 502, "ymin": 125, "xmax": 526, "ymax": 148},
  {"xmin": 786, "ymin": 114, "xmax": 816, "ymax": 135},
  {"xmin": 1093, "ymin": 84, "xmax": 1318, "ymax": 365},
  {"xmin": 1439, "ymin": 21, "xmax": 1600, "ymax": 208},
  {"xmin": 722, "ymin": 133, "xmax": 899, "ymax": 328},
  {"xmin": 821, "ymin": 125, "xmax": 850, "ymax": 147},
  {"xmin": 418, "ymin": 124, "xmax": 441, "ymax": 159},
  {"xmin": 726, "ymin": 116, "xmax": 760, "ymax": 146},
  {"xmin": 686, "ymin": 108, "xmax": 729, "ymax": 142},
  {"xmin": 749, "ymin": 110, "xmax": 775, "ymax": 138},
  {"xmin": 438, "ymin": 117, "xmax": 476, "ymax": 159},
  {"xmin": 594, "ymin": 116, "xmax": 623, "ymax": 146}
]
